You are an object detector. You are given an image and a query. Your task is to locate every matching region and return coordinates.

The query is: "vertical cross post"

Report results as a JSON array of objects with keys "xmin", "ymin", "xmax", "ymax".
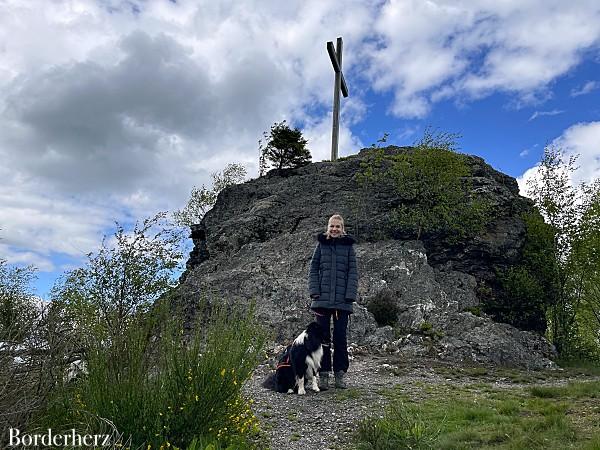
[{"xmin": 327, "ymin": 37, "xmax": 349, "ymax": 162}]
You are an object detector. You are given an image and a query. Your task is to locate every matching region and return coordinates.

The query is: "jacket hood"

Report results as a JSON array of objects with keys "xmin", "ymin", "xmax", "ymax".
[{"xmin": 316, "ymin": 233, "xmax": 356, "ymax": 245}]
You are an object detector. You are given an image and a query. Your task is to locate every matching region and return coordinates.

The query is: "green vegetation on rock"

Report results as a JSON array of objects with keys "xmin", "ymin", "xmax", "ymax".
[
  {"xmin": 357, "ymin": 128, "xmax": 492, "ymax": 243},
  {"xmin": 174, "ymin": 163, "xmax": 247, "ymax": 227},
  {"xmin": 258, "ymin": 120, "xmax": 311, "ymax": 174},
  {"xmin": 367, "ymin": 289, "xmax": 399, "ymax": 326},
  {"xmin": 484, "ymin": 210, "xmax": 558, "ymax": 334}
]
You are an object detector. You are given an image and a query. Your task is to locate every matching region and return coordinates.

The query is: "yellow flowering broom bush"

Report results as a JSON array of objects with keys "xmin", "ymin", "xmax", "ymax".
[{"xmin": 39, "ymin": 299, "xmax": 267, "ymax": 449}]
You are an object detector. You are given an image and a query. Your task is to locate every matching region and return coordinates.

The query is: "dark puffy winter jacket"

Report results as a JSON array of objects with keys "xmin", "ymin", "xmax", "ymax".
[{"xmin": 308, "ymin": 233, "xmax": 358, "ymax": 313}]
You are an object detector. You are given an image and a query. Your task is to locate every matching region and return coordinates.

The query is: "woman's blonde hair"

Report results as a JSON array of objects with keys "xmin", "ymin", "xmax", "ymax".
[{"xmin": 326, "ymin": 214, "xmax": 346, "ymax": 238}]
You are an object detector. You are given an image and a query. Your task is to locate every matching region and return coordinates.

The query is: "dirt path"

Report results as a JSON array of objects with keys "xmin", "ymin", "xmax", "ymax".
[
  {"xmin": 245, "ymin": 354, "xmax": 404, "ymax": 449},
  {"xmin": 244, "ymin": 353, "xmax": 600, "ymax": 450}
]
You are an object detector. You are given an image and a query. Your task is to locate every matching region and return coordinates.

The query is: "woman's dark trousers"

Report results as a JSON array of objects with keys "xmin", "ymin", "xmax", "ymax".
[{"xmin": 313, "ymin": 308, "xmax": 349, "ymax": 373}]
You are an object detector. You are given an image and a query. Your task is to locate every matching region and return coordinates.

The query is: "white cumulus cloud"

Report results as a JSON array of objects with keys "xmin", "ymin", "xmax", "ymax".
[
  {"xmin": 366, "ymin": 0, "xmax": 600, "ymax": 117},
  {"xmin": 518, "ymin": 121, "xmax": 600, "ymax": 196}
]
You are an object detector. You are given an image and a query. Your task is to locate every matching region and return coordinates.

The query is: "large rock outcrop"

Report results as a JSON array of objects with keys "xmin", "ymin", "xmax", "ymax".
[{"xmin": 176, "ymin": 147, "xmax": 556, "ymax": 369}]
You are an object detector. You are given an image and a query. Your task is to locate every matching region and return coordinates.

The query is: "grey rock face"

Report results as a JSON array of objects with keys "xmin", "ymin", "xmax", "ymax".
[{"xmin": 176, "ymin": 147, "xmax": 556, "ymax": 369}]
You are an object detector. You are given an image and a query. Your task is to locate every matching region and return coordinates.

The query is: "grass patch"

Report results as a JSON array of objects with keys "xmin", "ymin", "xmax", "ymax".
[
  {"xmin": 530, "ymin": 386, "xmax": 562, "ymax": 398},
  {"xmin": 432, "ymin": 365, "xmax": 492, "ymax": 380},
  {"xmin": 530, "ymin": 380, "xmax": 600, "ymax": 399},
  {"xmin": 556, "ymin": 358, "xmax": 600, "ymax": 376},
  {"xmin": 355, "ymin": 380, "xmax": 600, "ymax": 449},
  {"xmin": 496, "ymin": 399, "xmax": 521, "ymax": 416},
  {"xmin": 334, "ymin": 387, "xmax": 363, "ymax": 401},
  {"xmin": 356, "ymin": 400, "xmax": 440, "ymax": 450},
  {"xmin": 431, "ymin": 363, "xmax": 600, "ymax": 385},
  {"xmin": 290, "ymin": 432, "xmax": 301, "ymax": 442}
]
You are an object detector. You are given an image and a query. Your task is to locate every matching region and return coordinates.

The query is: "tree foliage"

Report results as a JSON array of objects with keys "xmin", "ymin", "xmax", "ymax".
[
  {"xmin": 1, "ymin": 261, "xmax": 77, "ymax": 446},
  {"xmin": 357, "ymin": 127, "xmax": 490, "ymax": 242},
  {"xmin": 0, "ymin": 259, "xmax": 37, "ymax": 341},
  {"xmin": 567, "ymin": 180, "xmax": 600, "ymax": 357},
  {"xmin": 477, "ymin": 207, "xmax": 560, "ymax": 334},
  {"xmin": 259, "ymin": 120, "xmax": 311, "ymax": 174},
  {"xmin": 173, "ymin": 163, "xmax": 247, "ymax": 227},
  {"xmin": 525, "ymin": 145, "xmax": 600, "ymax": 358},
  {"xmin": 52, "ymin": 212, "xmax": 183, "ymax": 342},
  {"xmin": 414, "ymin": 126, "xmax": 462, "ymax": 153}
]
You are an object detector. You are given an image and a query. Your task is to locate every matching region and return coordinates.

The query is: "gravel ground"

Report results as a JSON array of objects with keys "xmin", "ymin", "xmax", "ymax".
[
  {"xmin": 243, "ymin": 353, "xmax": 448, "ymax": 450},
  {"xmin": 243, "ymin": 352, "xmax": 600, "ymax": 450}
]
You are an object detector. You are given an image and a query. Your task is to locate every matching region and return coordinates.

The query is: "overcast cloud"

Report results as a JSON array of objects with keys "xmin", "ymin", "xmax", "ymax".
[{"xmin": 1, "ymin": 0, "xmax": 600, "ymax": 282}]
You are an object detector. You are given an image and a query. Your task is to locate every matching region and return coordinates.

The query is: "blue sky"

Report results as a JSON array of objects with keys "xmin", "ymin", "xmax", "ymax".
[{"xmin": 1, "ymin": 0, "xmax": 599, "ymax": 298}]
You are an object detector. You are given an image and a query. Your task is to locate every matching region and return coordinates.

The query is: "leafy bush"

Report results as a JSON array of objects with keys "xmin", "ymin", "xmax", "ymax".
[
  {"xmin": 0, "ymin": 260, "xmax": 38, "ymax": 341},
  {"xmin": 367, "ymin": 290, "xmax": 399, "ymax": 326},
  {"xmin": 483, "ymin": 211, "xmax": 557, "ymax": 334},
  {"xmin": 39, "ymin": 300, "xmax": 267, "ymax": 449},
  {"xmin": 174, "ymin": 163, "xmax": 247, "ymax": 227},
  {"xmin": 357, "ymin": 132, "xmax": 491, "ymax": 243},
  {"xmin": 524, "ymin": 146, "xmax": 600, "ymax": 357},
  {"xmin": 51, "ymin": 212, "xmax": 183, "ymax": 343},
  {"xmin": 463, "ymin": 305, "xmax": 482, "ymax": 316},
  {"xmin": 497, "ymin": 266, "xmax": 547, "ymax": 332},
  {"xmin": 1, "ymin": 261, "xmax": 78, "ymax": 447}
]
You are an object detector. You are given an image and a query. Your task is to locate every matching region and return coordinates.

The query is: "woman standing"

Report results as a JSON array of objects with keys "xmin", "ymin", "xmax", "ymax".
[{"xmin": 308, "ymin": 214, "xmax": 358, "ymax": 390}]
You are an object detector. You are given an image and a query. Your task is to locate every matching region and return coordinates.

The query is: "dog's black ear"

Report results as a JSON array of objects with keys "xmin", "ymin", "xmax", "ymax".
[{"xmin": 308, "ymin": 321, "xmax": 324, "ymax": 336}]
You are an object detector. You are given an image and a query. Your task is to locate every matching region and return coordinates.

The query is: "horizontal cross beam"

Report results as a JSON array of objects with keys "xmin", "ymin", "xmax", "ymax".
[{"xmin": 327, "ymin": 41, "xmax": 349, "ymax": 97}]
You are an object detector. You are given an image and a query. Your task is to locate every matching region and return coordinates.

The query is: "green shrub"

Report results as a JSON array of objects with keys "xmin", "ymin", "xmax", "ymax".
[
  {"xmin": 496, "ymin": 266, "xmax": 547, "ymax": 332},
  {"xmin": 482, "ymin": 211, "xmax": 558, "ymax": 334},
  {"xmin": 367, "ymin": 290, "xmax": 399, "ymax": 326},
  {"xmin": 419, "ymin": 321, "xmax": 433, "ymax": 333},
  {"xmin": 0, "ymin": 260, "xmax": 38, "ymax": 341},
  {"xmin": 0, "ymin": 261, "xmax": 78, "ymax": 448},
  {"xmin": 357, "ymin": 145, "xmax": 492, "ymax": 243},
  {"xmin": 463, "ymin": 305, "xmax": 482, "ymax": 316},
  {"xmin": 39, "ymin": 300, "xmax": 267, "ymax": 449}
]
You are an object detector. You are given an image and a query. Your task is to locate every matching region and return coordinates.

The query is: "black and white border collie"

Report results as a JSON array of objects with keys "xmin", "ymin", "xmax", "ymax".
[{"xmin": 262, "ymin": 322, "xmax": 324, "ymax": 395}]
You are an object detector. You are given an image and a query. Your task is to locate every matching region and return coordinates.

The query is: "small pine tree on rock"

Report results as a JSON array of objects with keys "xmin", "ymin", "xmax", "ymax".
[{"xmin": 259, "ymin": 121, "xmax": 311, "ymax": 174}]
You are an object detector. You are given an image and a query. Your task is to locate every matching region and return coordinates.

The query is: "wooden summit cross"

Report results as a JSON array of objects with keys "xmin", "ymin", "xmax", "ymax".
[{"xmin": 327, "ymin": 37, "xmax": 349, "ymax": 162}]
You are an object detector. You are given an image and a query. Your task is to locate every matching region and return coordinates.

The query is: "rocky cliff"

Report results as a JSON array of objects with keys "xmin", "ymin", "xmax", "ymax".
[{"xmin": 176, "ymin": 146, "xmax": 556, "ymax": 369}]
